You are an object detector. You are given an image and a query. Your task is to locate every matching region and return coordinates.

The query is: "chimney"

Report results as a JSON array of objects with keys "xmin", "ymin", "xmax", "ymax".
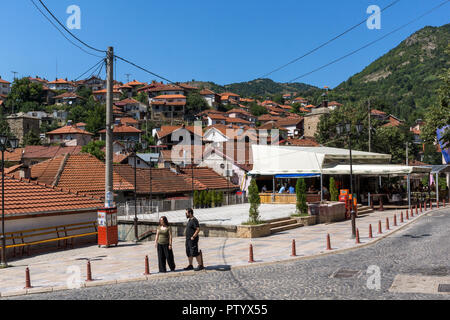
[{"xmin": 67, "ymin": 120, "xmax": 73, "ymax": 126}]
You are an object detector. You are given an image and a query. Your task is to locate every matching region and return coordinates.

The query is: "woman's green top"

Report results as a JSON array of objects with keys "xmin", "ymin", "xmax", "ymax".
[{"xmin": 157, "ymin": 226, "xmax": 170, "ymax": 245}]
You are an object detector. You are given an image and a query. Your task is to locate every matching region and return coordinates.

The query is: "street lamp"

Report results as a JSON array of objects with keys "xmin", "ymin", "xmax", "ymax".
[
  {"xmin": 124, "ymin": 139, "xmax": 139, "ymax": 241},
  {"xmin": 1, "ymin": 135, "xmax": 19, "ymax": 268},
  {"xmin": 336, "ymin": 122, "xmax": 362, "ymax": 239}
]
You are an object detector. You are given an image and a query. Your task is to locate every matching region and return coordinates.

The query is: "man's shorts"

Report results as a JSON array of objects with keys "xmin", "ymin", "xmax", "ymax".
[{"xmin": 185, "ymin": 238, "xmax": 199, "ymax": 257}]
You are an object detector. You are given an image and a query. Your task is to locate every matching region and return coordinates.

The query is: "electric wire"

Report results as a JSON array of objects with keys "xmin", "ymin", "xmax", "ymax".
[
  {"xmin": 73, "ymin": 59, "xmax": 105, "ymax": 82},
  {"xmin": 258, "ymin": 0, "xmax": 402, "ymax": 79},
  {"xmin": 36, "ymin": 0, "xmax": 106, "ymax": 54},
  {"xmin": 29, "ymin": 0, "xmax": 104, "ymax": 58},
  {"xmin": 288, "ymin": 0, "xmax": 449, "ymax": 82}
]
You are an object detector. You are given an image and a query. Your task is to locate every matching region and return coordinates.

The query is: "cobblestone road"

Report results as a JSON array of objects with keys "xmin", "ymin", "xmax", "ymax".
[{"xmin": 8, "ymin": 208, "xmax": 450, "ymax": 300}]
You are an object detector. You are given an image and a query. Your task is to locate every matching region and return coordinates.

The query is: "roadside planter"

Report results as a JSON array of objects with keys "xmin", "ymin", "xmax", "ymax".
[
  {"xmin": 307, "ymin": 201, "xmax": 346, "ymax": 224},
  {"xmin": 236, "ymin": 223, "xmax": 271, "ymax": 238}
]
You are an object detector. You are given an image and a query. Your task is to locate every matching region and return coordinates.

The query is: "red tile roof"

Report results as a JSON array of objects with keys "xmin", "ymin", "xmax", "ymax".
[
  {"xmin": 180, "ymin": 167, "xmax": 239, "ymax": 191},
  {"xmin": 3, "ymin": 148, "xmax": 24, "ymax": 162},
  {"xmin": 284, "ymin": 137, "xmax": 320, "ymax": 147},
  {"xmin": 53, "ymin": 92, "xmax": 84, "ymax": 99},
  {"xmin": 47, "ymin": 125, "xmax": 94, "ymax": 136},
  {"xmin": 113, "ymin": 165, "xmax": 195, "ymax": 195},
  {"xmin": 0, "ymin": 78, "xmax": 11, "ymax": 84},
  {"xmin": 155, "ymin": 125, "xmax": 202, "ymax": 139},
  {"xmin": 23, "ymin": 146, "xmax": 82, "ymax": 160},
  {"xmin": 99, "ymin": 124, "xmax": 142, "ymax": 134},
  {"xmin": 31, "ymin": 153, "xmax": 134, "ymax": 199},
  {"xmin": 153, "ymin": 94, "xmax": 186, "ymax": 99},
  {"xmin": 1, "ymin": 175, "xmax": 103, "ymax": 216},
  {"xmin": 371, "ymin": 109, "xmax": 387, "ymax": 116},
  {"xmin": 125, "ymin": 80, "xmax": 146, "ymax": 87},
  {"xmin": 115, "ymin": 98, "xmax": 141, "ymax": 106},
  {"xmin": 48, "ymin": 78, "xmax": 72, "ymax": 85}
]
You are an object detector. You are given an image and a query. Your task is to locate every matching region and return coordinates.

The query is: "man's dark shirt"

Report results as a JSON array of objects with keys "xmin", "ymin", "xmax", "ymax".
[{"xmin": 186, "ymin": 217, "xmax": 199, "ymax": 240}]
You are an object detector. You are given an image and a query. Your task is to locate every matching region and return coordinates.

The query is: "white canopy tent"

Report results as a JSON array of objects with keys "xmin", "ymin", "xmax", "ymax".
[{"xmin": 249, "ymin": 145, "xmax": 432, "ymax": 207}]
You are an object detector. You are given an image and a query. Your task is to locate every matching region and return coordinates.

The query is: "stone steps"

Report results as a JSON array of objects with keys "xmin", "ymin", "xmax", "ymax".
[
  {"xmin": 270, "ymin": 222, "xmax": 304, "ymax": 234},
  {"xmin": 268, "ymin": 218, "xmax": 304, "ymax": 234}
]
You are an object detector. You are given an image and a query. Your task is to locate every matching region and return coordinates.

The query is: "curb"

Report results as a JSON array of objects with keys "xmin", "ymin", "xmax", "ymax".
[{"xmin": 0, "ymin": 206, "xmax": 446, "ymax": 298}]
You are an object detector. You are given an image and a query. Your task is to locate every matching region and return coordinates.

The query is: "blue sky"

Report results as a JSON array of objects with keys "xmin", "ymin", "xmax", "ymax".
[{"xmin": 1, "ymin": 0, "xmax": 448, "ymax": 89}]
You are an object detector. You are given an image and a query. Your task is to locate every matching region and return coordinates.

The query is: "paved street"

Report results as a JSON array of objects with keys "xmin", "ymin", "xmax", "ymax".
[{"xmin": 5, "ymin": 206, "xmax": 450, "ymax": 300}]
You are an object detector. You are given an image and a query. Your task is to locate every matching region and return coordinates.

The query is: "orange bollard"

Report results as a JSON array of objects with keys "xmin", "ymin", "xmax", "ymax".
[
  {"xmin": 415, "ymin": 205, "xmax": 418, "ymax": 215},
  {"xmin": 356, "ymin": 229, "xmax": 361, "ymax": 244},
  {"xmin": 400, "ymin": 211, "xmax": 404, "ymax": 223},
  {"xmin": 394, "ymin": 214, "xmax": 397, "ymax": 227},
  {"xmin": 386, "ymin": 217, "xmax": 390, "ymax": 230},
  {"xmin": 420, "ymin": 202, "xmax": 423, "ymax": 213},
  {"xmin": 144, "ymin": 255, "xmax": 150, "ymax": 275},
  {"xmin": 369, "ymin": 224, "xmax": 373, "ymax": 239},
  {"xmin": 411, "ymin": 207, "xmax": 414, "ymax": 217},
  {"xmin": 248, "ymin": 244, "xmax": 255, "ymax": 263},
  {"xmin": 437, "ymin": 201, "xmax": 439, "ymax": 209},
  {"xmin": 291, "ymin": 239, "xmax": 297, "ymax": 257},
  {"xmin": 24, "ymin": 267, "xmax": 32, "ymax": 289},
  {"xmin": 406, "ymin": 210, "xmax": 409, "ymax": 220},
  {"xmin": 86, "ymin": 260, "xmax": 93, "ymax": 282},
  {"xmin": 326, "ymin": 234, "xmax": 332, "ymax": 250},
  {"xmin": 378, "ymin": 220, "xmax": 382, "ymax": 234}
]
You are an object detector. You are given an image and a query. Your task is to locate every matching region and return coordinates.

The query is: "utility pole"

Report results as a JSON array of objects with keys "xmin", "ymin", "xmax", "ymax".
[
  {"xmin": 11, "ymin": 71, "xmax": 18, "ymax": 81},
  {"xmin": 368, "ymin": 99, "xmax": 371, "ymax": 153},
  {"xmin": 405, "ymin": 142, "xmax": 409, "ymax": 166},
  {"xmin": 105, "ymin": 47, "xmax": 114, "ymax": 207}
]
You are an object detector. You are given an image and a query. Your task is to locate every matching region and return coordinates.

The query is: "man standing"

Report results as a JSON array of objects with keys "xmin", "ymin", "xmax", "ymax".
[{"xmin": 184, "ymin": 208, "xmax": 204, "ymax": 271}]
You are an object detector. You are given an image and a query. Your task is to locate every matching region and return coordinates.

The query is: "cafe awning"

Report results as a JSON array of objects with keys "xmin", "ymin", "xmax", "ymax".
[{"xmin": 322, "ymin": 164, "xmax": 432, "ymax": 176}]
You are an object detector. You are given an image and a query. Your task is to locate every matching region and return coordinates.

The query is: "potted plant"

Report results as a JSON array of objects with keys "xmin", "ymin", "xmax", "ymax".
[{"xmin": 330, "ymin": 177, "xmax": 338, "ymax": 202}]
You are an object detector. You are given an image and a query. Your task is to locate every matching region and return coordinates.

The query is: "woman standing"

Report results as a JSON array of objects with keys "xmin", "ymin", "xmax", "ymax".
[{"xmin": 155, "ymin": 216, "xmax": 176, "ymax": 273}]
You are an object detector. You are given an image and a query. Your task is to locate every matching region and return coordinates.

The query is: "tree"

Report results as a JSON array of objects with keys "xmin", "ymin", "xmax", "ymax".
[
  {"xmin": 5, "ymin": 78, "xmax": 44, "ymax": 114},
  {"xmin": 248, "ymin": 179, "xmax": 261, "ymax": 223},
  {"xmin": 22, "ymin": 131, "xmax": 42, "ymax": 147},
  {"xmin": 249, "ymin": 102, "xmax": 268, "ymax": 117},
  {"xmin": 85, "ymin": 103, "xmax": 106, "ymax": 134},
  {"xmin": 193, "ymin": 190, "xmax": 200, "ymax": 208},
  {"xmin": 0, "ymin": 110, "xmax": 11, "ymax": 136},
  {"xmin": 136, "ymin": 91, "xmax": 149, "ymax": 105},
  {"xmin": 296, "ymin": 179, "xmax": 308, "ymax": 214},
  {"xmin": 81, "ymin": 140, "xmax": 106, "ymax": 161},
  {"xmin": 329, "ymin": 177, "xmax": 338, "ymax": 202},
  {"xmin": 185, "ymin": 92, "xmax": 209, "ymax": 120}
]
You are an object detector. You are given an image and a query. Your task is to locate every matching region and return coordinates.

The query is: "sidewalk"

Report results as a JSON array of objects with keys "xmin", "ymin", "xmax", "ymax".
[{"xmin": 0, "ymin": 204, "xmax": 446, "ymax": 297}]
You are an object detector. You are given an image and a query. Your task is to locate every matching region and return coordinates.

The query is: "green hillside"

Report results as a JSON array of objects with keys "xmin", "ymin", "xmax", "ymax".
[
  {"xmin": 185, "ymin": 78, "xmax": 319, "ymax": 98},
  {"xmin": 333, "ymin": 23, "xmax": 450, "ymax": 124}
]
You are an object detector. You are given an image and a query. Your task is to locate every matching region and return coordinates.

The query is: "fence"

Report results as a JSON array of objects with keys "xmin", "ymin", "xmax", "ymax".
[{"xmin": 117, "ymin": 194, "xmax": 247, "ymax": 218}]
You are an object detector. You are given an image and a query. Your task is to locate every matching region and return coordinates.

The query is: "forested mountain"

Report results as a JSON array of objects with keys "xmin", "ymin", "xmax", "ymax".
[
  {"xmin": 333, "ymin": 23, "xmax": 450, "ymax": 125},
  {"xmin": 185, "ymin": 78, "xmax": 319, "ymax": 98}
]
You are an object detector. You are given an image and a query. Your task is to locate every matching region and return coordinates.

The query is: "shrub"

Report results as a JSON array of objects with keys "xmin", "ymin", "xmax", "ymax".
[
  {"xmin": 248, "ymin": 179, "xmax": 261, "ymax": 223},
  {"xmin": 296, "ymin": 179, "xmax": 308, "ymax": 214},
  {"xmin": 330, "ymin": 177, "xmax": 338, "ymax": 201}
]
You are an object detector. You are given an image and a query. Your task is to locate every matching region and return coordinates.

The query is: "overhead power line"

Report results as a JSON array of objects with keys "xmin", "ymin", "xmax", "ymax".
[
  {"xmin": 36, "ymin": 0, "xmax": 106, "ymax": 54},
  {"xmin": 114, "ymin": 55, "xmax": 184, "ymax": 89},
  {"xmin": 258, "ymin": 0, "xmax": 402, "ymax": 79},
  {"xmin": 74, "ymin": 58, "xmax": 105, "ymax": 81},
  {"xmin": 30, "ymin": 0, "xmax": 104, "ymax": 58},
  {"xmin": 288, "ymin": 0, "xmax": 450, "ymax": 83}
]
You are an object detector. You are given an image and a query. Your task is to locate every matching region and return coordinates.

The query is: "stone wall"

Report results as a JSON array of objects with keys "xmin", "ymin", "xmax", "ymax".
[{"xmin": 7, "ymin": 117, "xmax": 40, "ymax": 144}]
